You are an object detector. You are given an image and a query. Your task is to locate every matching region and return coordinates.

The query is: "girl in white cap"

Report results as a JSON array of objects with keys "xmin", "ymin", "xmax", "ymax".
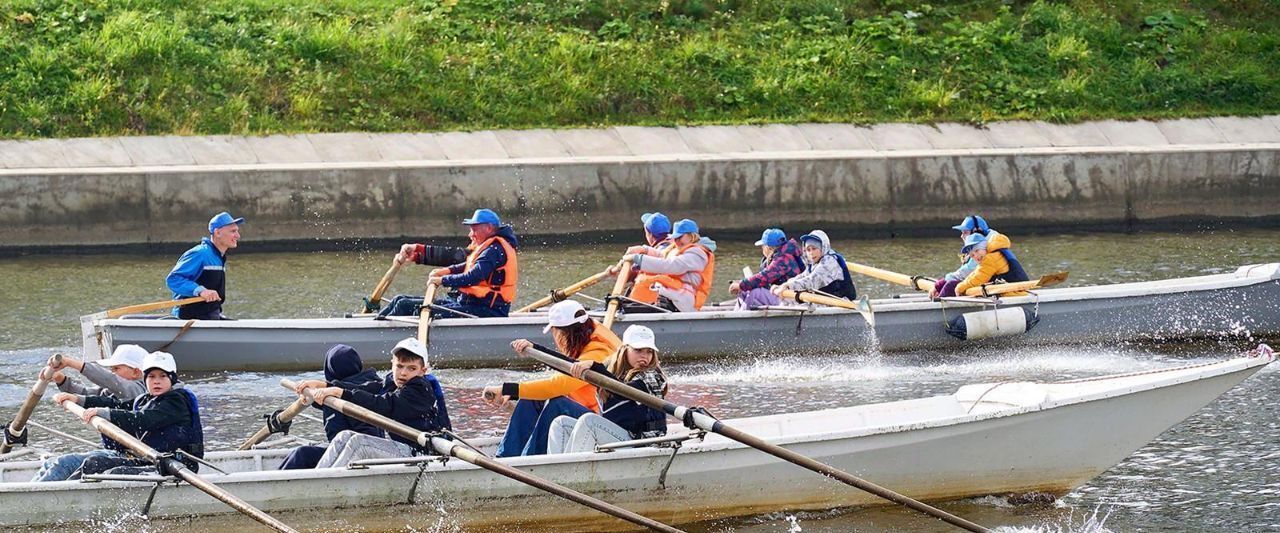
[
  {"xmin": 486, "ymin": 299, "xmax": 622, "ymax": 457},
  {"xmin": 546, "ymin": 324, "xmax": 669, "ymax": 454}
]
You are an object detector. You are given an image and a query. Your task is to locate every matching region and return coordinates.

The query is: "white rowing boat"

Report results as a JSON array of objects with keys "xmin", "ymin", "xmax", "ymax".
[
  {"xmin": 0, "ymin": 351, "xmax": 1270, "ymax": 529},
  {"xmin": 86, "ymin": 263, "xmax": 1280, "ymax": 371}
]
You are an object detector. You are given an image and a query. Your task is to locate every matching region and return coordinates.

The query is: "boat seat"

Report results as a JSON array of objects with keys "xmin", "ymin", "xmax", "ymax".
[{"xmin": 954, "ymin": 382, "xmax": 1048, "ymax": 411}]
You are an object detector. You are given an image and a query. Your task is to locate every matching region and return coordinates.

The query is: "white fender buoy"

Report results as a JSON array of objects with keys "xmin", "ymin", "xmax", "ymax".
[{"xmin": 947, "ymin": 307, "xmax": 1039, "ymax": 340}]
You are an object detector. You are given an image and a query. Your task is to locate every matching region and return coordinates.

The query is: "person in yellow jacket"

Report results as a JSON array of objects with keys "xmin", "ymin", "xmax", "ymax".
[
  {"xmin": 952, "ymin": 232, "xmax": 1031, "ymax": 296},
  {"xmin": 484, "ymin": 300, "xmax": 622, "ymax": 457}
]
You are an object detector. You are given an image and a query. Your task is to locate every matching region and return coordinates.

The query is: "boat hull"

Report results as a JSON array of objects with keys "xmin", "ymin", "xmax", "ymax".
[
  {"xmin": 91, "ymin": 264, "xmax": 1280, "ymax": 371},
  {"xmin": 0, "ymin": 356, "xmax": 1269, "ymax": 529}
]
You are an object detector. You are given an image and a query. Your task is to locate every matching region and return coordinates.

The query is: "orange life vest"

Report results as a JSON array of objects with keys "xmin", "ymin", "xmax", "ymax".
[
  {"xmin": 457, "ymin": 236, "xmax": 518, "ymax": 305},
  {"xmin": 632, "ymin": 241, "xmax": 715, "ymax": 309}
]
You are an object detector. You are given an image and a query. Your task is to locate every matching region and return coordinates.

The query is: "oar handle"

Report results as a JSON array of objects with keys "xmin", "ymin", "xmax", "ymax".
[
  {"xmin": 518, "ymin": 346, "xmax": 990, "ymax": 533},
  {"xmin": 238, "ymin": 396, "xmax": 310, "ymax": 451},
  {"xmin": 515, "ymin": 269, "xmax": 611, "ymax": 313},
  {"xmin": 281, "ymin": 379, "xmax": 683, "ymax": 533},
  {"xmin": 58, "ymin": 399, "xmax": 297, "ymax": 533},
  {"xmin": 418, "ymin": 282, "xmax": 440, "ymax": 344},
  {"xmin": 2, "ymin": 355, "xmax": 62, "ymax": 453}
]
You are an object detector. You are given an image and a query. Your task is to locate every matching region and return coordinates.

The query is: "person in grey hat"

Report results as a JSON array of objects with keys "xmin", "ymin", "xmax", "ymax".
[{"xmin": 165, "ymin": 211, "xmax": 243, "ymax": 320}]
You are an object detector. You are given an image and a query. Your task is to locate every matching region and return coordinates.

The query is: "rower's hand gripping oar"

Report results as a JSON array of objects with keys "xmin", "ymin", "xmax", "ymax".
[
  {"xmin": 56, "ymin": 398, "xmax": 297, "ymax": 533},
  {"xmin": 1, "ymin": 353, "xmax": 62, "ymax": 454},
  {"xmin": 238, "ymin": 396, "xmax": 310, "ymax": 451},
  {"xmin": 281, "ymin": 379, "xmax": 684, "ymax": 533},
  {"xmin": 360, "ymin": 259, "xmax": 404, "ymax": 313},
  {"xmin": 516, "ymin": 268, "xmax": 612, "ymax": 313},
  {"xmin": 519, "ymin": 345, "xmax": 992, "ymax": 533}
]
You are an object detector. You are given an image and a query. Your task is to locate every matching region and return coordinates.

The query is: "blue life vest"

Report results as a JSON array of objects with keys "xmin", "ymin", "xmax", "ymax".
[
  {"xmin": 820, "ymin": 252, "xmax": 858, "ymax": 300},
  {"xmin": 425, "ymin": 374, "xmax": 452, "ymax": 432},
  {"xmin": 994, "ymin": 249, "xmax": 1030, "ymax": 283},
  {"xmin": 135, "ymin": 388, "xmax": 205, "ymax": 460}
]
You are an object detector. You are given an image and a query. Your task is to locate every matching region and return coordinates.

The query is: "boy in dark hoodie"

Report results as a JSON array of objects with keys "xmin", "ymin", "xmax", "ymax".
[
  {"xmin": 36, "ymin": 352, "xmax": 203, "ymax": 481},
  {"xmin": 278, "ymin": 344, "xmax": 385, "ymax": 469},
  {"xmin": 295, "ymin": 338, "xmax": 450, "ymax": 468},
  {"xmin": 379, "ymin": 208, "xmax": 520, "ymax": 319}
]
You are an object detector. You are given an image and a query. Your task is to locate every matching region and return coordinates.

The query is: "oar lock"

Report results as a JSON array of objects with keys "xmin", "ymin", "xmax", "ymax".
[
  {"xmin": 264, "ymin": 409, "xmax": 293, "ymax": 435},
  {"xmin": 2, "ymin": 423, "xmax": 28, "ymax": 448}
]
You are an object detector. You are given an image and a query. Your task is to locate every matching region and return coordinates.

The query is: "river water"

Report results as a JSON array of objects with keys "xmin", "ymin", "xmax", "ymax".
[{"xmin": 1, "ymin": 229, "xmax": 1277, "ymax": 532}]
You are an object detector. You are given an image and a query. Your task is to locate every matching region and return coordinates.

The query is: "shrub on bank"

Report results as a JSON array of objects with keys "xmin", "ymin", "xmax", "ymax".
[{"xmin": 1, "ymin": 0, "xmax": 1277, "ymax": 138}]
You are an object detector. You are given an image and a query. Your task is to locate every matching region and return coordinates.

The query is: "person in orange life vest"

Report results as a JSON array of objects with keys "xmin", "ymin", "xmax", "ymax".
[
  {"xmin": 378, "ymin": 208, "xmax": 519, "ymax": 319},
  {"xmin": 953, "ymin": 232, "xmax": 1030, "ymax": 296},
  {"xmin": 609, "ymin": 218, "xmax": 717, "ymax": 312},
  {"xmin": 484, "ymin": 300, "xmax": 622, "ymax": 457}
]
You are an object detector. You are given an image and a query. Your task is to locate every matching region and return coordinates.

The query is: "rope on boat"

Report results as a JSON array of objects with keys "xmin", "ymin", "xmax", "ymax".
[
  {"xmin": 28, "ymin": 420, "xmax": 97, "ymax": 448},
  {"xmin": 156, "ymin": 319, "xmax": 197, "ymax": 352}
]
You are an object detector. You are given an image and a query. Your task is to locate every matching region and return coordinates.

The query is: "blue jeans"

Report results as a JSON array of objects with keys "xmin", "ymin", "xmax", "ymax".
[
  {"xmin": 32, "ymin": 449, "xmax": 122, "ymax": 482},
  {"xmin": 378, "ymin": 295, "xmax": 509, "ymax": 319},
  {"xmin": 496, "ymin": 397, "xmax": 592, "ymax": 457}
]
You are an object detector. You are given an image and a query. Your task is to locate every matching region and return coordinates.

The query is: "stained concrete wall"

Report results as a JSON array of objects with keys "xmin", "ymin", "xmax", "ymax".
[{"xmin": 1, "ymin": 116, "xmax": 1279, "ymax": 252}]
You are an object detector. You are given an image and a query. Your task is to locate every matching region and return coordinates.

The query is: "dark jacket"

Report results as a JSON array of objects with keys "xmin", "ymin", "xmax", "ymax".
[
  {"xmin": 438, "ymin": 225, "xmax": 520, "ymax": 309},
  {"xmin": 740, "ymin": 238, "xmax": 805, "ymax": 291},
  {"xmin": 85, "ymin": 386, "xmax": 204, "ymax": 465},
  {"xmin": 587, "ymin": 363, "xmax": 668, "ymax": 440},
  {"xmin": 166, "ymin": 237, "xmax": 227, "ymax": 319},
  {"xmin": 341, "ymin": 373, "xmax": 450, "ymax": 448}
]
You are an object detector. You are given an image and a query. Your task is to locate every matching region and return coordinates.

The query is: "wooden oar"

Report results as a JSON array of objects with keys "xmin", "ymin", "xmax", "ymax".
[
  {"xmin": 515, "ymin": 268, "xmax": 612, "ymax": 313},
  {"xmin": 962, "ymin": 272, "xmax": 1069, "ymax": 297},
  {"xmin": 360, "ymin": 260, "xmax": 404, "ymax": 313},
  {"xmin": 1, "ymin": 354, "xmax": 61, "ymax": 454},
  {"xmin": 57, "ymin": 399, "xmax": 296, "ymax": 532},
  {"xmin": 99, "ymin": 296, "xmax": 207, "ymax": 320},
  {"xmin": 603, "ymin": 258, "xmax": 634, "ymax": 330},
  {"xmin": 238, "ymin": 397, "xmax": 310, "ymax": 451},
  {"xmin": 281, "ymin": 379, "xmax": 684, "ymax": 533},
  {"xmin": 520, "ymin": 345, "xmax": 992, "ymax": 533},
  {"xmin": 777, "ymin": 288, "xmax": 875, "ymax": 328},
  {"xmin": 418, "ymin": 282, "xmax": 440, "ymax": 344},
  {"xmin": 845, "ymin": 262, "xmax": 935, "ymax": 292}
]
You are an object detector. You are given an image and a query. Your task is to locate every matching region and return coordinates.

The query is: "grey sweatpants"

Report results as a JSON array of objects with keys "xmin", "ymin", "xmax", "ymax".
[{"xmin": 315, "ymin": 430, "xmax": 415, "ymax": 468}]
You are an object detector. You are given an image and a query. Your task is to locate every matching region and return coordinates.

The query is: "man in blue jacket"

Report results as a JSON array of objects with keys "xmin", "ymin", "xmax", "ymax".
[
  {"xmin": 296, "ymin": 338, "xmax": 450, "ymax": 468},
  {"xmin": 378, "ymin": 208, "xmax": 520, "ymax": 319},
  {"xmin": 166, "ymin": 211, "xmax": 243, "ymax": 320}
]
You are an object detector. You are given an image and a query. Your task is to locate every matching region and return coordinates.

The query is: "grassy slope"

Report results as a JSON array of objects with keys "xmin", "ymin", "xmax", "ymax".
[{"xmin": 1, "ymin": 0, "xmax": 1277, "ymax": 138}]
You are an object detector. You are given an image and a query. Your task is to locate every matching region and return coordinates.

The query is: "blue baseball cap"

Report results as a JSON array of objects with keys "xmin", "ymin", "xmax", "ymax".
[
  {"xmin": 960, "ymin": 232, "xmax": 988, "ymax": 254},
  {"xmin": 208, "ymin": 211, "xmax": 244, "ymax": 233},
  {"xmin": 640, "ymin": 212, "xmax": 671, "ymax": 235},
  {"xmin": 952, "ymin": 215, "xmax": 989, "ymax": 234},
  {"xmin": 755, "ymin": 228, "xmax": 786, "ymax": 247},
  {"xmin": 462, "ymin": 208, "xmax": 501, "ymax": 226},
  {"xmin": 669, "ymin": 219, "xmax": 699, "ymax": 239}
]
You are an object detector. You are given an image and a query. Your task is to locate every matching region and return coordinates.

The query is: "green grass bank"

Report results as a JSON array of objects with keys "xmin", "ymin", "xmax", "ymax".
[{"xmin": 2, "ymin": 0, "xmax": 1278, "ymax": 138}]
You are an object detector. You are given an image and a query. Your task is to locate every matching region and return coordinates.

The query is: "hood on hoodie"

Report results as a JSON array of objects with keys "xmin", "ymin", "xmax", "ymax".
[
  {"xmin": 799, "ymin": 230, "xmax": 832, "ymax": 263},
  {"xmin": 325, "ymin": 344, "xmax": 365, "ymax": 382},
  {"xmin": 696, "ymin": 236, "xmax": 717, "ymax": 253},
  {"xmin": 492, "ymin": 224, "xmax": 520, "ymax": 250},
  {"xmin": 985, "ymin": 231, "xmax": 1012, "ymax": 253}
]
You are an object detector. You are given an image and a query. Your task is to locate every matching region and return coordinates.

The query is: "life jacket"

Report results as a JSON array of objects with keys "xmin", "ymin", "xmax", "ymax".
[
  {"xmin": 993, "ymin": 249, "xmax": 1030, "ymax": 283},
  {"xmin": 128, "ymin": 388, "xmax": 204, "ymax": 471},
  {"xmin": 457, "ymin": 236, "xmax": 519, "ymax": 306},
  {"xmin": 633, "ymin": 241, "xmax": 716, "ymax": 309},
  {"xmin": 819, "ymin": 252, "xmax": 858, "ymax": 300},
  {"xmin": 600, "ymin": 369, "xmax": 668, "ymax": 440},
  {"xmin": 425, "ymin": 374, "xmax": 452, "ymax": 432}
]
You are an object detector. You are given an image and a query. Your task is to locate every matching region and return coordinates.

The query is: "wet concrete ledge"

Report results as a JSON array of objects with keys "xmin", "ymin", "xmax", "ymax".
[{"xmin": 2, "ymin": 116, "xmax": 1279, "ymax": 254}]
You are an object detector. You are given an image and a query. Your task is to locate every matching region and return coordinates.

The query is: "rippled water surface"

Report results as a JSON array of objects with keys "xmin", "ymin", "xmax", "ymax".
[{"xmin": 1, "ymin": 229, "xmax": 1278, "ymax": 532}]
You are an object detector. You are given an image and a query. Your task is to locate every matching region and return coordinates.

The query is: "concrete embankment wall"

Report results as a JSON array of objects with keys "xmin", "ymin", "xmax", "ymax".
[{"xmin": 2, "ymin": 116, "xmax": 1279, "ymax": 254}]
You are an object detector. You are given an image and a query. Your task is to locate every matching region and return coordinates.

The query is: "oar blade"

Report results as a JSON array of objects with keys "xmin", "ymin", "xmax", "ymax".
[{"xmin": 1035, "ymin": 271, "xmax": 1069, "ymax": 288}]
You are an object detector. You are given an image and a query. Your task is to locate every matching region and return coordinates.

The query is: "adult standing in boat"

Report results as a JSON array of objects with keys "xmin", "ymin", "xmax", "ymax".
[
  {"xmin": 379, "ymin": 208, "xmax": 520, "ymax": 319},
  {"xmin": 730, "ymin": 228, "xmax": 804, "ymax": 310},
  {"xmin": 546, "ymin": 325, "xmax": 669, "ymax": 454},
  {"xmin": 772, "ymin": 229, "xmax": 857, "ymax": 302},
  {"xmin": 486, "ymin": 300, "xmax": 622, "ymax": 457},
  {"xmin": 166, "ymin": 211, "xmax": 243, "ymax": 320},
  {"xmin": 952, "ymin": 232, "xmax": 1030, "ymax": 296},
  {"xmin": 930, "ymin": 215, "xmax": 1003, "ymax": 299},
  {"xmin": 48, "ymin": 344, "xmax": 147, "ymax": 401},
  {"xmin": 35, "ymin": 352, "xmax": 203, "ymax": 481},
  {"xmin": 612, "ymin": 218, "xmax": 717, "ymax": 312},
  {"xmin": 299, "ymin": 338, "xmax": 450, "ymax": 469},
  {"xmin": 277, "ymin": 344, "xmax": 386, "ymax": 470}
]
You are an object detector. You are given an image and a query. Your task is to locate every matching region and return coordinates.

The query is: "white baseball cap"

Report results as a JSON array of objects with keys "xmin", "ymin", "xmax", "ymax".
[
  {"xmin": 141, "ymin": 351, "xmax": 178, "ymax": 374},
  {"xmin": 544, "ymin": 300, "xmax": 589, "ymax": 333},
  {"xmin": 96, "ymin": 344, "xmax": 148, "ymax": 370},
  {"xmin": 622, "ymin": 325, "xmax": 659, "ymax": 352},
  {"xmin": 392, "ymin": 337, "xmax": 429, "ymax": 366}
]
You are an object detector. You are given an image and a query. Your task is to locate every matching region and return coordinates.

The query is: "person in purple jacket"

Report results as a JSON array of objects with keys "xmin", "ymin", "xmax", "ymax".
[{"xmin": 729, "ymin": 228, "xmax": 805, "ymax": 309}]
